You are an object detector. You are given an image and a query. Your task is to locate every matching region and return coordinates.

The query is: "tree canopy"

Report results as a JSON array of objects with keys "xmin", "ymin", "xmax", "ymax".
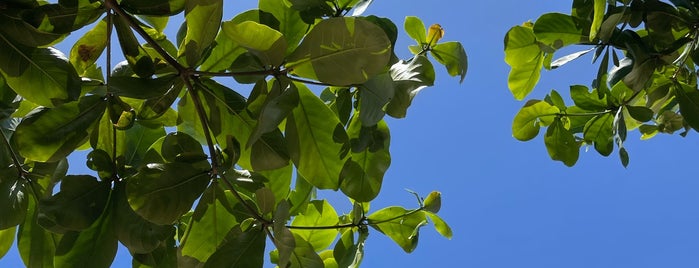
[
  {"xmin": 0, "ymin": 0, "xmax": 467, "ymax": 267},
  {"xmin": 505, "ymin": 0, "xmax": 699, "ymax": 167}
]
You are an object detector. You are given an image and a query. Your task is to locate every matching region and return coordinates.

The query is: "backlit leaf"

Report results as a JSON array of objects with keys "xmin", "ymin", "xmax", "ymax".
[
  {"xmin": 0, "ymin": 226, "xmax": 15, "ymax": 258},
  {"xmin": 291, "ymin": 200, "xmax": 339, "ymax": 251},
  {"xmin": 12, "ymin": 95, "xmax": 106, "ymax": 162},
  {"xmin": 512, "ymin": 100, "xmax": 559, "ymax": 141},
  {"xmin": 340, "ymin": 116, "xmax": 391, "ymax": 202},
  {"xmin": 533, "ymin": 13, "xmax": 587, "ymax": 47},
  {"xmin": 179, "ymin": 0, "xmax": 223, "ymax": 67},
  {"xmin": 222, "ymin": 20, "xmax": 287, "ymax": 66},
  {"xmin": 544, "ymin": 118, "xmax": 579, "ymax": 167},
  {"xmin": 431, "ymin": 41, "xmax": 468, "ymax": 83},
  {"xmin": 404, "ymin": 16, "xmax": 426, "ymax": 45},
  {"xmin": 286, "ymin": 17, "xmax": 392, "ymax": 86},
  {"xmin": 0, "ymin": 41, "xmax": 81, "ymax": 107},
  {"xmin": 181, "ymin": 185, "xmax": 246, "ymax": 263},
  {"xmin": 18, "ymin": 197, "xmax": 59, "ymax": 268},
  {"xmin": 368, "ymin": 207, "xmax": 427, "ymax": 253},
  {"xmin": 504, "ymin": 26, "xmax": 544, "ymax": 100},
  {"xmin": 286, "ymin": 83, "xmax": 349, "ymax": 190},
  {"xmin": 425, "ymin": 211, "xmax": 452, "ymax": 239},
  {"xmin": 590, "ymin": 0, "xmax": 605, "ymax": 40},
  {"xmin": 583, "ymin": 113, "xmax": 614, "ymax": 156}
]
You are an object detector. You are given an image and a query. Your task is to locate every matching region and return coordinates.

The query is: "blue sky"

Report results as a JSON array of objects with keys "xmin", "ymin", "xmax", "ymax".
[{"xmin": 4, "ymin": 1, "xmax": 699, "ymax": 267}]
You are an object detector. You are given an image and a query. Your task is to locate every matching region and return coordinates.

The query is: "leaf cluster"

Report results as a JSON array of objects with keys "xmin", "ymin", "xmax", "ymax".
[
  {"xmin": 0, "ymin": 0, "xmax": 467, "ymax": 267},
  {"xmin": 505, "ymin": 0, "xmax": 699, "ymax": 167}
]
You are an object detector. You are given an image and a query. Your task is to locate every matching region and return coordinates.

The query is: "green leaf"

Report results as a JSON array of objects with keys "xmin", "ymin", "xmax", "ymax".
[
  {"xmin": 385, "ymin": 55, "xmax": 435, "ymax": 118},
  {"xmin": 423, "ymin": 191, "xmax": 441, "ymax": 213},
  {"xmin": 54, "ymin": 200, "xmax": 118, "ymax": 268},
  {"xmin": 203, "ymin": 226, "xmax": 266, "ymax": 268},
  {"xmin": 0, "ymin": 226, "xmax": 15, "ymax": 258},
  {"xmin": 590, "ymin": 0, "xmax": 605, "ymax": 40},
  {"xmin": 137, "ymin": 80, "xmax": 183, "ymax": 122},
  {"xmin": 583, "ymin": 113, "xmax": 614, "ymax": 156},
  {"xmin": 113, "ymin": 13, "xmax": 155, "ymax": 78},
  {"xmin": 123, "ymin": 124, "xmax": 166, "ymax": 169},
  {"xmin": 286, "ymin": 83, "xmax": 349, "ymax": 190},
  {"xmin": 12, "ymin": 95, "xmax": 106, "ymax": 162},
  {"xmin": 0, "ymin": 39, "xmax": 81, "ymax": 107},
  {"xmin": 512, "ymin": 100, "xmax": 560, "ymax": 141},
  {"xmin": 368, "ymin": 207, "xmax": 427, "ymax": 253},
  {"xmin": 197, "ymin": 8, "xmax": 279, "ymax": 72},
  {"xmin": 131, "ymin": 237, "xmax": 177, "ymax": 268},
  {"xmin": 289, "ymin": 233, "xmax": 325, "ymax": 268},
  {"xmin": 197, "ymin": 79, "xmax": 288, "ymax": 171},
  {"xmin": 126, "ymin": 161, "xmax": 211, "ymax": 225},
  {"xmin": 533, "ymin": 13, "xmax": 587, "ymax": 47},
  {"xmin": 425, "ymin": 211, "xmax": 452, "ymax": 239},
  {"xmin": 286, "ymin": 17, "xmax": 392, "ymax": 86},
  {"xmin": 291, "ymin": 200, "xmax": 340, "ymax": 251},
  {"xmin": 274, "ymin": 201, "xmax": 295, "ymax": 268},
  {"xmin": 18, "ymin": 197, "xmax": 58, "ymax": 268},
  {"xmin": 333, "ymin": 228, "xmax": 367, "ymax": 268},
  {"xmin": 359, "ymin": 72, "xmax": 394, "ymax": 127},
  {"xmin": 619, "ymin": 147, "xmax": 630, "ymax": 167},
  {"xmin": 179, "ymin": 0, "xmax": 223, "ymax": 67},
  {"xmin": 544, "ymin": 118, "xmax": 579, "ymax": 167},
  {"xmin": 504, "ymin": 25, "xmax": 541, "ymax": 66},
  {"xmin": 222, "ymin": 20, "xmax": 287, "ymax": 66},
  {"xmin": 120, "ymin": 0, "xmax": 185, "ymax": 16},
  {"xmin": 340, "ymin": 116, "xmax": 391, "ymax": 202},
  {"xmin": 109, "ymin": 74, "xmax": 178, "ymax": 100},
  {"xmin": 0, "ymin": 12, "xmax": 64, "ymax": 47},
  {"xmin": 404, "ymin": 16, "xmax": 426, "ymax": 45},
  {"xmin": 249, "ymin": 79, "xmax": 299, "ymax": 147},
  {"xmin": 288, "ymin": 172, "xmax": 314, "ymax": 216},
  {"xmin": 259, "ymin": 0, "xmax": 308, "ymax": 54},
  {"xmin": 430, "ymin": 41, "xmax": 468, "ymax": 83},
  {"xmin": 70, "ymin": 18, "xmax": 108, "ymax": 76},
  {"xmin": 15, "ymin": 2, "xmax": 103, "ymax": 36},
  {"xmin": 570, "ymin": 85, "xmax": 607, "ymax": 111},
  {"xmin": 626, "ymin": 105, "xmax": 654, "ymax": 122},
  {"xmin": 112, "ymin": 182, "xmax": 172, "ymax": 254},
  {"xmin": 675, "ymin": 83, "xmax": 699, "ymax": 132},
  {"xmin": 504, "ymin": 26, "xmax": 544, "ymax": 100},
  {"xmin": 0, "ymin": 169, "xmax": 26, "ymax": 229},
  {"xmin": 37, "ymin": 175, "xmax": 110, "ymax": 233},
  {"xmin": 181, "ymin": 185, "xmax": 247, "ymax": 263}
]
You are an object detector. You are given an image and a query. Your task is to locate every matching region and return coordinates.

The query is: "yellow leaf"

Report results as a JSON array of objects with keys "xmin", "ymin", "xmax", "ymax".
[{"xmin": 427, "ymin": 24, "xmax": 444, "ymax": 46}]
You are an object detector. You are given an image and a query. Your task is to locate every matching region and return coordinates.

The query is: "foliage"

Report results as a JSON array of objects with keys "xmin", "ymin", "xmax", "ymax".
[
  {"xmin": 504, "ymin": 0, "xmax": 699, "ymax": 167},
  {"xmin": 0, "ymin": 0, "xmax": 467, "ymax": 267}
]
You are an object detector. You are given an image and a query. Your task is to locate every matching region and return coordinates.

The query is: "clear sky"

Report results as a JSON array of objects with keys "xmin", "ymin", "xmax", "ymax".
[{"xmin": 4, "ymin": 1, "xmax": 699, "ymax": 267}]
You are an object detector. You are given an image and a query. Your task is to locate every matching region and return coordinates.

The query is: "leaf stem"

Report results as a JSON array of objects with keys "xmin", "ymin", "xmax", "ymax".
[
  {"xmin": 286, "ymin": 222, "xmax": 360, "ymax": 230},
  {"xmin": 287, "ymin": 75, "xmax": 336, "ymax": 87},
  {"xmin": 367, "ymin": 207, "xmax": 425, "ymax": 225}
]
